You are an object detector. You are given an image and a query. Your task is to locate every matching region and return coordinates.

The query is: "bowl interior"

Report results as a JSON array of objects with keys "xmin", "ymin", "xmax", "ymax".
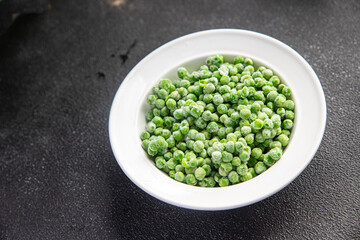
[{"xmin": 137, "ymin": 54, "xmax": 298, "ymax": 170}]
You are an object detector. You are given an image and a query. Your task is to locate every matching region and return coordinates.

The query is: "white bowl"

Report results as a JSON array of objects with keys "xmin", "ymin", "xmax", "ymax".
[{"xmin": 109, "ymin": 29, "xmax": 326, "ymax": 210}]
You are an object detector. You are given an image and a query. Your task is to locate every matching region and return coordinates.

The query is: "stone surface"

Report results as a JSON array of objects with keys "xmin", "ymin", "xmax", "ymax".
[{"xmin": 0, "ymin": 0, "xmax": 359, "ymax": 239}]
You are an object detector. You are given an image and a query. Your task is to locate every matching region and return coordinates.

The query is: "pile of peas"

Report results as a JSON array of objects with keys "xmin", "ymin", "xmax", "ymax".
[{"xmin": 140, "ymin": 55, "xmax": 295, "ymax": 187}]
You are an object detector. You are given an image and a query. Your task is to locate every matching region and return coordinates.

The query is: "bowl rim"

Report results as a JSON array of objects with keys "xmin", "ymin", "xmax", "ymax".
[{"xmin": 109, "ymin": 29, "xmax": 327, "ymax": 210}]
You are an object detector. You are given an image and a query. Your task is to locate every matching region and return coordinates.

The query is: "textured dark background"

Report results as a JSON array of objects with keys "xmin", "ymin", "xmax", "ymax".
[{"xmin": 0, "ymin": 0, "xmax": 359, "ymax": 239}]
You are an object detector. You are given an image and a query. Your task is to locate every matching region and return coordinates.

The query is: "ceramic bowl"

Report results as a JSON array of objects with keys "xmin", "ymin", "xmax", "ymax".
[{"xmin": 109, "ymin": 29, "xmax": 326, "ymax": 210}]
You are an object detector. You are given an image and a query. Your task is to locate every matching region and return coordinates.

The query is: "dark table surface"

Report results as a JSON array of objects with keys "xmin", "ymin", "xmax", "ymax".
[{"xmin": 1, "ymin": 0, "xmax": 359, "ymax": 239}]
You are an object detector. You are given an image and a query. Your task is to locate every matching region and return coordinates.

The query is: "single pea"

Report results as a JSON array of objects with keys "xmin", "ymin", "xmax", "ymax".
[
  {"xmin": 189, "ymin": 158, "xmax": 198, "ymax": 168},
  {"xmin": 230, "ymin": 112, "xmax": 241, "ymax": 123},
  {"xmin": 193, "ymin": 141, "xmax": 205, "ymax": 153},
  {"xmin": 147, "ymin": 95, "xmax": 157, "ymax": 105},
  {"xmin": 173, "ymin": 109, "xmax": 184, "ymax": 120},
  {"xmin": 194, "ymin": 167, "xmax": 206, "ymax": 180},
  {"xmin": 174, "ymin": 172, "xmax": 185, "ymax": 182},
  {"xmin": 234, "ymin": 130, "xmax": 242, "ymax": 139},
  {"xmin": 199, "ymin": 149, "xmax": 207, "ymax": 158},
  {"xmin": 213, "ymin": 94, "xmax": 224, "ymax": 105},
  {"xmin": 251, "ymin": 102, "xmax": 261, "ymax": 113},
  {"xmin": 263, "ymin": 119, "xmax": 274, "ymax": 129},
  {"xmin": 142, "ymin": 139, "xmax": 150, "ymax": 150},
  {"xmin": 152, "ymin": 116, "xmax": 164, "ymax": 127},
  {"xmin": 262, "ymin": 129, "xmax": 272, "ymax": 139},
  {"xmin": 195, "ymin": 118, "xmax": 207, "ymax": 129},
  {"xmin": 175, "ymin": 164, "xmax": 185, "ymax": 173},
  {"xmin": 185, "ymin": 174, "xmax": 197, "ymax": 185},
  {"xmin": 154, "ymin": 127, "xmax": 163, "ymax": 136},
  {"xmin": 166, "ymin": 159, "xmax": 177, "ymax": 170},
  {"xmin": 161, "ymin": 129, "xmax": 171, "ymax": 139},
  {"xmin": 263, "ymin": 153, "xmax": 275, "ymax": 167},
  {"xmin": 234, "ymin": 56, "xmax": 245, "ymax": 64},
  {"xmin": 255, "ymin": 132, "xmax": 265, "ymax": 143},
  {"xmin": 269, "ymin": 147, "xmax": 282, "ymax": 161},
  {"xmin": 206, "ymin": 121, "xmax": 219, "ymax": 134},
  {"xmin": 220, "ymin": 75, "xmax": 230, "ymax": 85},
  {"xmin": 251, "ymin": 148, "xmax": 263, "ymax": 159},
  {"xmin": 277, "ymin": 84, "xmax": 285, "ymax": 93},
  {"xmin": 245, "ymin": 134, "xmax": 254, "ymax": 145},
  {"xmin": 240, "ymin": 172, "xmax": 253, "ymax": 182},
  {"xmin": 173, "ymin": 131, "xmax": 183, "ymax": 141},
  {"xmin": 235, "ymin": 164, "xmax": 247, "ymax": 176},
  {"xmin": 235, "ymin": 141, "xmax": 245, "ymax": 153},
  {"xmin": 247, "ymin": 157, "xmax": 257, "ymax": 167},
  {"xmin": 282, "ymin": 86, "xmax": 292, "ymax": 97},
  {"xmin": 177, "ymin": 67, "xmax": 188, "ymax": 79},
  {"xmin": 155, "ymin": 156, "xmax": 166, "ymax": 169},
  {"xmin": 262, "ymin": 69, "xmax": 273, "ymax": 80},
  {"xmin": 220, "ymin": 139, "xmax": 228, "ymax": 144},
  {"xmin": 217, "ymin": 127, "xmax": 227, "ymax": 139},
  {"xmin": 244, "ymin": 65, "xmax": 254, "ymax": 74},
  {"xmin": 202, "ymin": 164, "xmax": 212, "ymax": 176},
  {"xmin": 269, "ymin": 141, "xmax": 282, "ymax": 149},
  {"xmin": 217, "ymin": 104, "xmax": 228, "ymax": 114},
  {"xmin": 276, "ymin": 108, "xmax": 286, "ymax": 118},
  {"xmin": 222, "ymin": 151, "xmax": 233, "ymax": 162},
  {"xmin": 145, "ymin": 111, "xmax": 154, "ymax": 121},
  {"xmin": 145, "ymin": 122, "xmax": 156, "ymax": 133},
  {"xmin": 210, "ymin": 113, "xmax": 219, "ymax": 122},
  {"xmin": 267, "ymin": 90, "xmax": 279, "ymax": 102},
  {"xmin": 164, "ymin": 152, "xmax": 173, "ymax": 161},
  {"xmin": 254, "ymin": 91, "xmax": 265, "ymax": 101},
  {"xmin": 195, "ymin": 133, "xmax": 206, "ymax": 141},
  {"xmin": 159, "ymin": 79, "xmax": 171, "ymax": 90},
  {"xmin": 240, "ymin": 109, "xmax": 251, "ymax": 120},
  {"xmin": 212, "ymin": 142, "xmax": 224, "ymax": 151},
  {"xmin": 218, "ymin": 65, "xmax": 229, "ymax": 76},
  {"xmin": 166, "ymin": 137, "xmax": 176, "ymax": 148},
  {"xmin": 225, "ymin": 141, "xmax": 235, "ymax": 153},
  {"xmin": 241, "ymin": 126, "xmax": 252, "ymax": 136},
  {"xmin": 231, "ymin": 75, "xmax": 239, "ymax": 83},
  {"xmin": 228, "ymin": 171, "xmax": 240, "ymax": 184},
  {"xmin": 204, "ymin": 177, "xmax": 216, "ymax": 187},
  {"xmin": 173, "ymin": 150, "xmax": 185, "ymax": 161},
  {"xmin": 185, "ymin": 166, "xmax": 196, "ymax": 175},
  {"xmin": 271, "ymin": 114, "xmax": 281, "ymax": 128},
  {"xmin": 211, "ymin": 151, "xmax": 222, "ymax": 164},
  {"xmin": 262, "ymin": 107, "xmax": 273, "ymax": 118},
  {"xmin": 253, "ymin": 119, "xmax": 264, "ymax": 130},
  {"xmin": 244, "ymin": 58, "xmax": 253, "ymax": 66},
  {"xmin": 285, "ymin": 110, "xmax": 295, "ymax": 120},
  {"xmin": 158, "ymin": 89, "xmax": 168, "ymax": 100},
  {"xmin": 164, "ymin": 117, "xmax": 175, "ymax": 127},
  {"xmin": 284, "ymin": 100, "xmax": 295, "ymax": 110},
  {"xmin": 177, "ymin": 142, "xmax": 187, "ymax": 151},
  {"xmin": 190, "ymin": 104, "xmax": 204, "ymax": 118},
  {"xmin": 239, "ymin": 150, "xmax": 250, "ymax": 162},
  {"xmin": 219, "ymin": 177, "xmax": 230, "ymax": 187},
  {"xmin": 274, "ymin": 95, "xmax": 286, "ymax": 108},
  {"xmin": 155, "ymin": 99, "xmax": 165, "ymax": 109},
  {"xmin": 160, "ymin": 107, "xmax": 169, "ymax": 117},
  {"xmin": 204, "ymin": 83, "xmax": 216, "ymax": 94},
  {"xmin": 254, "ymin": 162, "xmax": 267, "ymax": 174},
  {"xmin": 282, "ymin": 119, "xmax": 294, "ymax": 130},
  {"xmin": 203, "ymin": 94, "xmax": 213, "ymax": 104},
  {"xmin": 230, "ymin": 156, "xmax": 240, "ymax": 166},
  {"xmin": 140, "ymin": 131, "xmax": 150, "ymax": 140}
]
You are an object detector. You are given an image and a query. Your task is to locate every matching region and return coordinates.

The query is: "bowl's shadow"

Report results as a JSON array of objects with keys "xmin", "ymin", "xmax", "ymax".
[{"xmin": 107, "ymin": 166, "xmax": 302, "ymax": 239}]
